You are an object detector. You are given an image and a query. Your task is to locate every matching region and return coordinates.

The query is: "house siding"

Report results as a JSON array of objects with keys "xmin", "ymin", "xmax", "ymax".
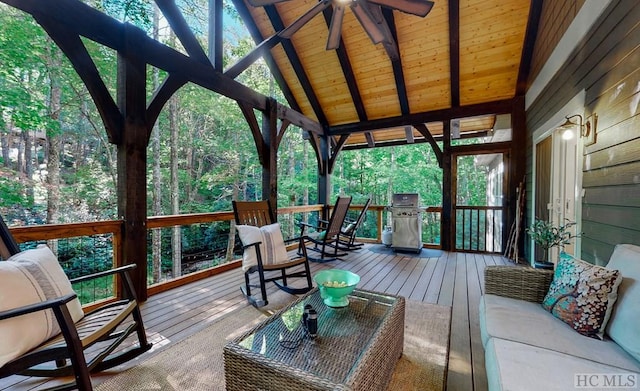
[
  {"xmin": 529, "ymin": 0, "xmax": 586, "ymax": 85},
  {"xmin": 526, "ymin": 0, "xmax": 640, "ymax": 265}
]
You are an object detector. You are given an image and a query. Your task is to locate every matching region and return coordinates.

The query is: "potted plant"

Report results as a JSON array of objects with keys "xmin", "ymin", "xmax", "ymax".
[{"xmin": 526, "ymin": 218, "xmax": 578, "ymax": 268}]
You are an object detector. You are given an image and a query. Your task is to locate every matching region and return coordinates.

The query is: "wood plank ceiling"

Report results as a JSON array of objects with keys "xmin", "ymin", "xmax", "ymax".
[{"xmin": 232, "ymin": 0, "xmax": 537, "ymax": 149}]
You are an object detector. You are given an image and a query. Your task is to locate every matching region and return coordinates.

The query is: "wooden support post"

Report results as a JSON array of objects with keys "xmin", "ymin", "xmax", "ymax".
[
  {"xmin": 262, "ymin": 98, "xmax": 278, "ymax": 211},
  {"xmin": 116, "ymin": 26, "xmax": 148, "ymax": 301},
  {"xmin": 318, "ymin": 133, "xmax": 331, "ymax": 210},
  {"xmin": 441, "ymin": 120, "xmax": 453, "ymax": 251},
  {"xmin": 510, "ymin": 96, "xmax": 527, "ymax": 258}
]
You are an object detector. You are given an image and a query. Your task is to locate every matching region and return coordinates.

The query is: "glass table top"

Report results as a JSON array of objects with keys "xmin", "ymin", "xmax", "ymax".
[{"xmin": 233, "ymin": 288, "xmax": 402, "ymax": 384}]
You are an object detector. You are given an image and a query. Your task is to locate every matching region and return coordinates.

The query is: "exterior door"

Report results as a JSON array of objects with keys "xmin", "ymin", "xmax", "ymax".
[{"xmin": 534, "ymin": 129, "xmax": 578, "ymax": 262}]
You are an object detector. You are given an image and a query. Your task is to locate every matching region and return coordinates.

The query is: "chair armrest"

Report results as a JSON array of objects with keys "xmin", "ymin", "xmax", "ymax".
[
  {"xmin": 283, "ymin": 236, "xmax": 303, "ymax": 245},
  {"xmin": 240, "ymin": 241, "xmax": 261, "ymax": 252},
  {"xmin": 484, "ymin": 266, "xmax": 554, "ymax": 303},
  {"xmin": 71, "ymin": 264, "xmax": 140, "ymax": 301},
  {"xmin": 69, "ymin": 264, "xmax": 137, "ymax": 284},
  {"xmin": 0, "ymin": 293, "xmax": 78, "ymax": 321}
]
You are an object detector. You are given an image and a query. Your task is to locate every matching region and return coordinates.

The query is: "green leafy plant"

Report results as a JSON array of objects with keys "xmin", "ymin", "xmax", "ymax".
[{"xmin": 526, "ymin": 219, "xmax": 578, "ymax": 254}]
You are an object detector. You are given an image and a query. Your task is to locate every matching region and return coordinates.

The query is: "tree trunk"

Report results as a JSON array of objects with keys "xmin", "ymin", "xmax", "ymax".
[
  {"xmin": 1, "ymin": 132, "xmax": 9, "ymax": 168},
  {"xmin": 303, "ymin": 141, "xmax": 309, "ymax": 223},
  {"xmin": 386, "ymin": 147, "xmax": 396, "ymax": 227},
  {"xmin": 23, "ymin": 130, "xmax": 34, "ymax": 204},
  {"xmin": 46, "ymin": 43, "xmax": 62, "ymax": 228},
  {"xmin": 151, "ymin": 4, "xmax": 163, "ymax": 283},
  {"xmin": 287, "ymin": 139, "xmax": 296, "ymax": 237},
  {"xmin": 225, "ymin": 131, "xmax": 241, "ymax": 263},
  {"xmin": 17, "ymin": 132, "xmax": 24, "ymax": 175},
  {"xmin": 169, "ymin": 93, "xmax": 181, "ymax": 278}
]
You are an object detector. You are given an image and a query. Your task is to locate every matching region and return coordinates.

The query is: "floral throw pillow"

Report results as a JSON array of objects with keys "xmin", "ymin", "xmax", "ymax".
[{"xmin": 542, "ymin": 254, "xmax": 622, "ymax": 339}]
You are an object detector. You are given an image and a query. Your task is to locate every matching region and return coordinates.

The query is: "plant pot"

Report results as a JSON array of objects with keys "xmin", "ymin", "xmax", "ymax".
[{"xmin": 534, "ymin": 261, "xmax": 554, "ymax": 270}]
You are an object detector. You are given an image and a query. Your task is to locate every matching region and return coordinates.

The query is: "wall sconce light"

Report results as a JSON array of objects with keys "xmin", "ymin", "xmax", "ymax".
[{"xmin": 556, "ymin": 113, "xmax": 597, "ymax": 145}]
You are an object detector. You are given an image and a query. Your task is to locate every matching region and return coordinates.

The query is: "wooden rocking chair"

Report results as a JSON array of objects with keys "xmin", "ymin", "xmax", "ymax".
[
  {"xmin": 0, "ymin": 215, "xmax": 152, "ymax": 391},
  {"xmin": 233, "ymin": 200, "xmax": 313, "ymax": 307},
  {"xmin": 299, "ymin": 196, "xmax": 352, "ymax": 262},
  {"xmin": 338, "ymin": 198, "xmax": 371, "ymax": 250}
]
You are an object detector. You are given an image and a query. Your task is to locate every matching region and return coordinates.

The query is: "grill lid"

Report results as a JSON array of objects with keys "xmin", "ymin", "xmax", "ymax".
[{"xmin": 391, "ymin": 193, "xmax": 419, "ymax": 207}]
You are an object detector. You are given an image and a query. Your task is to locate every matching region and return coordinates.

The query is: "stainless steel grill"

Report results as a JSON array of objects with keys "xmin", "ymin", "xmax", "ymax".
[{"xmin": 390, "ymin": 193, "xmax": 422, "ymax": 253}]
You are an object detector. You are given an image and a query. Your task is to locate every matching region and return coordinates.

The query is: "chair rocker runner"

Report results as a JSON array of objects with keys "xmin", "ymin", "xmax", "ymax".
[
  {"xmin": 299, "ymin": 196, "xmax": 352, "ymax": 262},
  {"xmin": 0, "ymin": 215, "xmax": 152, "ymax": 391},
  {"xmin": 338, "ymin": 198, "xmax": 371, "ymax": 250},
  {"xmin": 233, "ymin": 200, "xmax": 313, "ymax": 308}
]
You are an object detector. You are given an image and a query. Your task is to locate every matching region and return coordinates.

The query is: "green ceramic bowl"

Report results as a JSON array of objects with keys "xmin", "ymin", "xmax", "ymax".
[{"xmin": 314, "ymin": 269, "xmax": 360, "ymax": 307}]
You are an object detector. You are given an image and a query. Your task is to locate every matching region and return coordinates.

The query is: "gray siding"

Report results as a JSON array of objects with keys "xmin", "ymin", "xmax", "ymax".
[{"xmin": 526, "ymin": 0, "xmax": 640, "ymax": 265}]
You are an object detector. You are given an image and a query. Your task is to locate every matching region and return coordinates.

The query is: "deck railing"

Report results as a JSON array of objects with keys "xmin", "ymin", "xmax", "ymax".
[
  {"xmin": 7, "ymin": 203, "xmax": 447, "ymax": 303},
  {"xmin": 454, "ymin": 205, "xmax": 504, "ymax": 253}
]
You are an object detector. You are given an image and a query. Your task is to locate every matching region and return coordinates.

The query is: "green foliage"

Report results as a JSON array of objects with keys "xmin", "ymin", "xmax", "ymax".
[
  {"xmin": 526, "ymin": 219, "xmax": 578, "ymax": 251},
  {"xmin": 333, "ymin": 144, "xmax": 443, "ymax": 206},
  {"xmin": 0, "ymin": 176, "xmax": 29, "ymax": 208},
  {"xmin": 100, "ymin": 0, "xmax": 154, "ymax": 31},
  {"xmin": 0, "ymin": 2, "xmax": 499, "ymax": 285}
]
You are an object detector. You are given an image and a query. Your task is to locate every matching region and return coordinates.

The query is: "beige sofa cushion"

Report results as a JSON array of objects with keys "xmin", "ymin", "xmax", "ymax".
[
  {"xmin": 606, "ymin": 244, "xmax": 640, "ymax": 362},
  {"xmin": 485, "ymin": 338, "xmax": 639, "ymax": 391},
  {"xmin": 480, "ymin": 294, "xmax": 640, "ymax": 372}
]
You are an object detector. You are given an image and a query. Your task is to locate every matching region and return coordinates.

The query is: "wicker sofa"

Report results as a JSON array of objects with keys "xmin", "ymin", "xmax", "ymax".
[{"xmin": 479, "ymin": 244, "xmax": 640, "ymax": 391}]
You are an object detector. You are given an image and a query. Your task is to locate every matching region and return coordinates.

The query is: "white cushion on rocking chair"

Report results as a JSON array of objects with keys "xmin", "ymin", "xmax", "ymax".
[
  {"xmin": 0, "ymin": 245, "xmax": 85, "ymax": 367},
  {"xmin": 236, "ymin": 223, "xmax": 290, "ymax": 271}
]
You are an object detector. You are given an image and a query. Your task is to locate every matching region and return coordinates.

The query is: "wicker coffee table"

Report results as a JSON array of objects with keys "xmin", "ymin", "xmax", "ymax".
[{"xmin": 224, "ymin": 288, "xmax": 405, "ymax": 391}]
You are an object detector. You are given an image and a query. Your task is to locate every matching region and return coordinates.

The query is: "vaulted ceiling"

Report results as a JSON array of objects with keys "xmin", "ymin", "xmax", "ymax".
[{"xmin": 232, "ymin": 0, "xmax": 541, "ymax": 149}]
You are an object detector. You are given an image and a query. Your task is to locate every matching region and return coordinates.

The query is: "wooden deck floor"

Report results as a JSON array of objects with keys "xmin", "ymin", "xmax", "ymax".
[{"xmin": 2, "ymin": 244, "xmax": 513, "ymax": 391}]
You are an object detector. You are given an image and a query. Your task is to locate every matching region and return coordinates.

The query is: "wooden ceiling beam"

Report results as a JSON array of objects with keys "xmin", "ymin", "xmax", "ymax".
[
  {"xmin": 277, "ymin": 119, "xmax": 291, "ymax": 150},
  {"xmin": 405, "ymin": 126, "xmax": 414, "ymax": 143},
  {"xmin": 155, "ymin": 0, "xmax": 211, "ymax": 66},
  {"xmin": 328, "ymin": 135, "xmax": 349, "ymax": 174},
  {"xmin": 147, "ymin": 74, "xmax": 188, "ymax": 138},
  {"xmin": 277, "ymin": 105, "xmax": 323, "ymax": 135},
  {"xmin": 330, "ymin": 99, "xmax": 514, "ymax": 135},
  {"xmin": 8, "ymin": 0, "xmax": 322, "ymax": 137},
  {"xmin": 231, "ymin": 0, "xmax": 299, "ymax": 112},
  {"xmin": 4, "ymin": 0, "xmax": 268, "ymax": 110},
  {"xmin": 414, "ymin": 123, "xmax": 443, "ymax": 167},
  {"xmin": 449, "ymin": 0, "xmax": 460, "ymax": 107},
  {"xmin": 382, "ymin": 9, "xmax": 410, "ymax": 116},
  {"xmin": 343, "ymin": 130, "xmax": 490, "ymax": 151},
  {"xmin": 208, "ymin": 0, "xmax": 224, "ymax": 70},
  {"xmin": 322, "ymin": 7, "xmax": 368, "ymax": 122},
  {"xmin": 264, "ymin": 5, "xmax": 329, "ymax": 126},
  {"xmin": 516, "ymin": 0, "xmax": 543, "ymax": 95},
  {"xmin": 224, "ymin": 34, "xmax": 282, "ymax": 79},
  {"xmin": 365, "ymin": 132, "xmax": 375, "ymax": 147},
  {"xmin": 238, "ymin": 102, "xmax": 266, "ymax": 166},
  {"xmin": 307, "ymin": 133, "xmax": 325, "ymax": 175}
]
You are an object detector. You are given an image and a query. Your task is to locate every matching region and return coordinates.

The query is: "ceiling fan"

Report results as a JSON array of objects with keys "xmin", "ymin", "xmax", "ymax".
[{"xmin": 247, "ymin": 0, "xmax": 434, "ymax": 51}]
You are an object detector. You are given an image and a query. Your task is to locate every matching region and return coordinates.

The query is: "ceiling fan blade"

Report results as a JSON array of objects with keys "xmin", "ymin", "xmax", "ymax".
[
  {"xmin": 247, "ymin": 0, "xmax": 289, "ymax": 6},
  {"xmin": 326, "ymin": 4, "xmax": 346, "ymax": 50},
  {"xmin": 279, "ymin": 0, "xmax": 331, "ymax": 39},
  {"xmin": 367, "ymin": 4, "xmax": 399, "ymax": 59},
  {"xmin": 368, "ymin": 0, "xmax": 434, "ymax": 17},
  {"xmin": 350, "ymin": 1, "xmax": 387, "ymax": 45}
]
